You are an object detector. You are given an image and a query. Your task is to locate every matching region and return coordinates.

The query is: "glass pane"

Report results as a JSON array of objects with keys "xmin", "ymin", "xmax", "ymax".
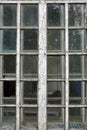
[
  {"xmin": 21, "ymin": 56, "xmax": 38, "ymax": 78},
  {"xmin": 23, "ymin": 81, "xmax": 37, "ymax": 104},
  {"xmin": 69, "ymin": 56, "xmax": 82, "ymax": 78},
  {"xmin": 47, "ymin": 56, "xmax": 64, "ymax": 79},
  {"xmin": 84, "ymin": 30, "xmax": 87, "ymax": 52},
  {"xmin": 0, "ymin": 30, "xmax": 16, "ymax": 52},
  {"xmin": 69, "ymin": 30, "xmax": 83, "ymax": 51},
  {"xmin": 22, "ymin": 108, "xmax": 37, "ymax": 124},
  {"xmin": 3, "ymin": 108, "xmax": 16, "ymax": 122},
  {"xmin": 21, "ymin": 4, "xmax": 38, "ymax": 26},
  {"xmin": 69, "ymin": 4, "xmax": 85, "ymax": 26},
  {"xmin": 47, "ymin": 4, "xmax": 64, "ymax": 26},
  {"xmin": 3, "ymin": 55, "xmax": 16, "ymax": 75},
  {"xmin": 69, "ymin": 81, "xmax": 81, "ymax": 104},
  {"xmin": 69, "ymin": 108, "xmax": 82, "ymax": 122},
  {"xmin": 0, "ymin": 5, "xmax": 17, "ymax": 26},
  {"xmin": 48, "ymin": 108, "xmax": 64, "ymax": 123},
  {"xmin": 47, "ymin": 30, "xmax": 64, "ymax": 51},
  {"xmin": 85, "ymin": 56, "xmax": 87, "ymax": 78},
  {"xmin": 47, "ymin": 82, "xmax": 64, "ymax": 104},
  {"xmin": 21, "ymin": 30, "xmax": 38, "ymax": 50}
]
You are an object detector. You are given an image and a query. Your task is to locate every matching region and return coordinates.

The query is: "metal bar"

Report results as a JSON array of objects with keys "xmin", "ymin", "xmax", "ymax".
[
  {"xmin": 38, "ymin": 1, "xmax": 47, "ymax": 130},
  {"xmin": 47, "ymin": 0, "xmax": 87, "ymax": 3},
  {"xmin": 65, "ymin": 3, "xmax": 69, "ymax": 130},
  {"xmin": 0, "ymin": 27, "xmax": 17, "ymax": 29},
  {"xmin": 16, "ymin": 3, "xmax": 20, "ymax": 130},
  {"xmin": 0, "ymin": 1, "xmax": 39, "ymax": 4},
  {"xmin": 20, "ymin": 27, "xmax": 38, "ymax": 29}
]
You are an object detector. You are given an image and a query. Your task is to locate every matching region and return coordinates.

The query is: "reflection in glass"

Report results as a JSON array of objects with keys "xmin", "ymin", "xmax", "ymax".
[
  {"xmin": 3, "ymin": 108, "xmax": 16, "ymax": 122},
  {"xmin": 22, "ymin": 56, "xmax": 38, "ymax": 78},
  {"xmin": 69, "ymin": 81, "xmax": 81, "ymax": 104},
  {"xmin": 69, "ymin": 56, "xmax": 82, "ymax": 78},
  {"xmin": 21, "ymin": 4, "xmax": 38, "ymax": 26},
  {"xmin": 69, "ymin": 4, "xmax": 85, "ymax": 26},
  {"xmin": 3, "ymin": 55, "xmax": 16, "ymax": 74},
  {"xmin": 69, "ymin": 108, "xmax": 82, "ymax": 122},
  {"xmin": 47, "ymin": 82, "xmax": 63, "ymax": 104},
  {"xmin": 69, "ymin": 30, "xmax": 83, "ymax": 51},
  {"xmin": 21, "ymin": 30, "xmax": 38, "ymax": 50},
  {"xmin": 47, "ymin": 4, "xmax": 64, "ymax": 26},
  {"xmin": 48, "ymin": 108, "xmax": 63, "ymax": 123},
  {"xmin": 23, "ymin": 108, "xmax": 37, "ymax": 123},
  {"xmin": 0, "ymin": 30, "xmax": 16, "ymax": 52},
  {"xmin": 47, "ymin": 56, "xmax": 64, "ymax": 79},
  {"xmin": 47, "ymin": 30, "xmax": 64, "ymax": 51},
  {"xmin": 23, "ymin": 81, "xmax": 37, "ymax": 104},
  {"xmin": 0, "ymin": 5, "xmax": 17, "ymax": 26}
]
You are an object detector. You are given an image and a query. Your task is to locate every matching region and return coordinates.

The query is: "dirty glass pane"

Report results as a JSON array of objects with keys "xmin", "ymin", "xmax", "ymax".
[
  {"xmin": 47, "ymin": 4, "xmax": 64, "ymax": 26},
  {"xmin": 21, "ymin": 4, "xmax": 38, "ymax": 26},
  {"xmin": 47, "ymin": 82, "xmax": 64, "ymax": 104},
  {"xmin": 47, "ymin": 56, "xmax": 64, "ymax": 79},
  {"xmin": 69, "ymin": 81, "xmax": 81, "ymax": 104},
  {"xmin": 84, "ymin": 30, "xmax": 87, "ymax": 52},
  {"xmin": 47, "ymin": 30, "xmax": 64, "ymax": 51},
  {"xmin": 21, "ymin": 30, "xmax": 38, "ymax": 50},
  {"xmin": 22, "ymin": 108, "xmax": 37, "ymax": 123},
  {"xmin": 0, "ymin": 30, "xmax": 16, "ymax": 53},
  {"xmin": 69, "ymin": 4, "xmax": 85, "ymax": 26},
  {"xmin": 69, "ymin": 30, "xmax": 83, "ymax": 51},
  {"xmin": 23, "ymin": 81, "xmax": 37, "ymax": 104},
  {"xmin": 48, "ymin": 108, "xmax": 64, "ymax": 123},
  {"xmin": 3, "ymin": 55, "xmax": 16, "ymax": 75},
  {"xmin": 85, "ymin": 56, "xmax": 87, "ymax": 78},
  {"xmin": 22, "ymin": 56, "xmax": 38, "ymax": 78},
  {"xmin": 69, "ymin": 56, "xmax": 82, "ymax": 78},
  {"xmin": 3, "ymin": 108, "xmax": 16, "ymax": 122},
  {"xmin": 69, "ymin": 108, "xmax": 82, "ymax": 122},
  {"xmin": 0, "ymin": 5, "xmax": 17, "ymax": 26}
]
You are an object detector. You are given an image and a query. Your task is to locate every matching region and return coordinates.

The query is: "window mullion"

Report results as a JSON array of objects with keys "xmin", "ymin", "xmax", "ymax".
[
  {"xmin": 65, "ymin": 3, "xmax": 69, "ymax": 130},
  {"xmin": 16, "ymin": 3, "xmax": 21, "ymax": 130},
  {"xmin": 38, "ymin": 1, "xmax": 47, "ymax": 130}
]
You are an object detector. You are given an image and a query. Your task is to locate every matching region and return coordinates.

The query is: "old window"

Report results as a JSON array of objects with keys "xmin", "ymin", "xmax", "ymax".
[{"xmin": 0, "ymin": 1, "xmax": 87, "ymax": 130}]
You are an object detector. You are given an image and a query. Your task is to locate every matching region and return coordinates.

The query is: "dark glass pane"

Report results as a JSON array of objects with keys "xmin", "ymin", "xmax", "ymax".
[
  {"xmin": 48, "ymin": 108, "xmax": 64, "ymax": 123},
  {"xmin": 47, "ymin": 4, "xmax": 64, "ymax": 26},
  {"xmin": 69, "ymin": 56, "xmax": 82, "ymax": 78},
  {"xmin": 69, "ymin": 30, "xmax": 83, "ymax": 51},
  {"xmin": 47, "ymin": 30, "xmax": 64, "ymax": 51},
  {"xmin": 22, "ymin": 56, "xmax": 38, "ymax": 78},
  {"xmin": 3, "ymin": 81, "xmax": 16, "ymax": 97},
  {"xmin": 47, "ymin": 82, "xmax": 64, "ymax": 104},
  {"xmin": 23, "ymin": 108, "xmax": 37, "ymax": 123},
  {"xmin": 0, "ymin": 30, "xmax": 16, "ymax": 52},
  {"xmin": 69, "ymin": 4, "xmax": 85, "ymax": 26},
  {"xmin": 47, "ymin": 56, "xmax": 64, "ymax": 79},
  {"xmin": 3, "ymin": 55, "xmax": 16, "ymax": 74},
  {"xmin": 3, "ymin": 5, "xmax": 16, "ymax": 26},
  {"xmin": 21, "ymin": 30, "xmax": 38, "ymax": 50},
  {"xmin": 3, "ymin": 108, "xmax": 16, "ymax": 122},
  {"xmin": 69, "ymin": 108, "xmax": 82, "ymax": 122},
  {"xmin": 23, "ymin": 81, "xmax": 37, "ymax": 104},
  {"xmin": 69, "ymin": 81, "xmax": 81, "ymax": 104},
  {"xmin": 21, "ymin": 4, "xmax": 38, "ymax": 26}
]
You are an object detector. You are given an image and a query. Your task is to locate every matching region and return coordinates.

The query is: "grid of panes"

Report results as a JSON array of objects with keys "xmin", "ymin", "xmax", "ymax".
[
  {"xmin": 0, "ymin": 3, "xmax": 38, "ymax": 129},
  {"xmin": 47, "ymin": 3, "xmax": 65, "ymax": 128},
  {"xmin": 20, "ymin": 4, "xmax": 38, "ymax": 127},
  {"xmin": 47, "ymin": 2, "xmax": 87, "ymax": 130},
  {"xmin": 0, "ymin": 4, "xmax": 17, "ymax": 124},
  {"xmin": 69, "ymin": 3, "xmax": 87, "ymax": 127}
]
